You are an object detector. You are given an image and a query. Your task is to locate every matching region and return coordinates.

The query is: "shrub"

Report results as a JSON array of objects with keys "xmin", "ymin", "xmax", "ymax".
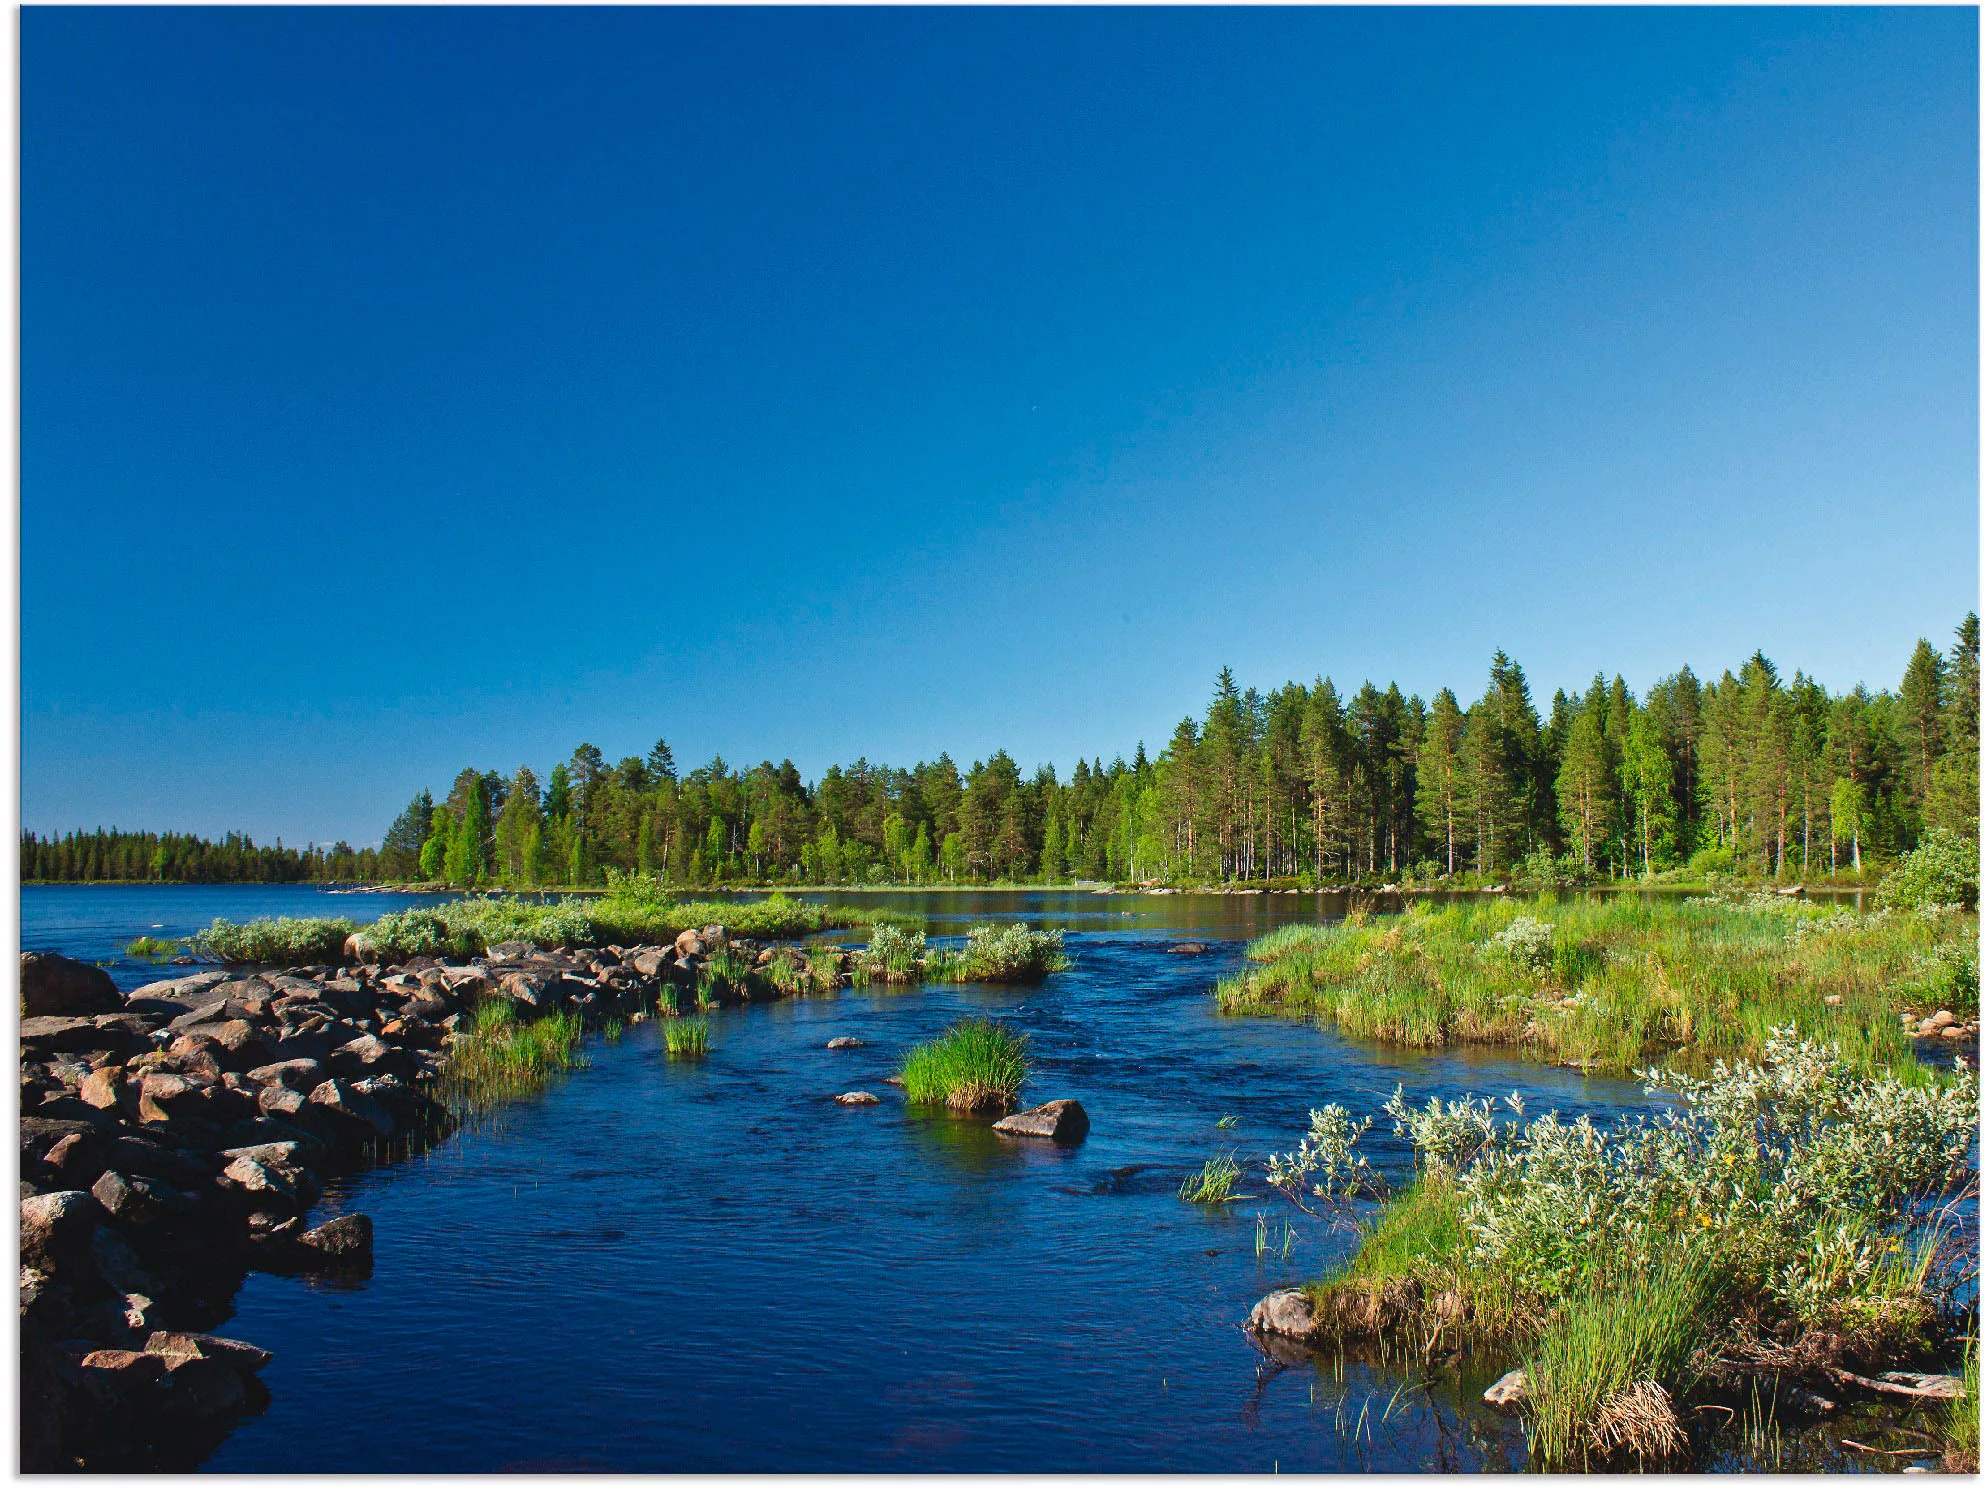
[
  {"xmin": 1878, "ymin": 830, "xmax": 1980, "ymax": 912},
  {"xmin": 858, "ymin": 924, "xmax": 927, "ymax": 983},
  {"xmin": 931, "ymin": 923, "xmax": 1070, "ymax": 983},
  {"xmin": 897, "ymin": 1017, "xmax": 1030, "ymax": 1112},
  {"xmin": 190, "ymin": 915, "xmax": 356, "ymax": 966},
  {"xmin": 1487, "ymin": 915, "xmax": 1554, "ymax": 974}
]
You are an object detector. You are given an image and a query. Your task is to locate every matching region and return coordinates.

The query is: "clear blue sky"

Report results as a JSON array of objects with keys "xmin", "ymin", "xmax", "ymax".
[{"xmin": 23, "ymin": 7, "xmax": 1978, "ymax": 846}]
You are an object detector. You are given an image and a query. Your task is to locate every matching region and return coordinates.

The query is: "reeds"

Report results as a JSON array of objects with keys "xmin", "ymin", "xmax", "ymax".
[
  {"xmin": 1178, "ymin": 1152, "xmax": 1242, "ymax": 1204},
  {"xmin": 124, "ymin": 935, "xmax": 185, "ymax": 960},
  {"xmin": 1523, "ymin": 1246, "xmax": 1721, "ymax": 1468},
  {"xmin": 439, "ymin": 1001, "xmax": 586, "ymax": 1111},
  {"xmin": 664, "ymin": 1017, "xmax": 712, "ymax": 1058},
  {"xmin": 897, "ymin": 1017, "xmax": 1030, "ymax": 1112}
]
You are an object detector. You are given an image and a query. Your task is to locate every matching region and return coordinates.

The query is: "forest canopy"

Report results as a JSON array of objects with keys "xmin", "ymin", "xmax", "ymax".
[{"xmin": 25, "ymin": 615, "xmax": 1978, "ymax": 889}]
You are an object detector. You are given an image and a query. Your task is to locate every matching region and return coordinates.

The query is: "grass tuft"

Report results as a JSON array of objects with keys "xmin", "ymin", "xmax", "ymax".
[
  {"xmin": 440, "ymin": 1001, "xmax": 585, "ymax": 1111},
  {"xmin": 897, "ymin": 1017, "xmax": 1030, "ymax": 1112},
  {"xmin": 1178, "ymin": 1152, "xmax": 1243, "ymax": 1204},
  {"xmin": 664, "ymin": 1017, "xmax": 712, "ymax": 1058}
]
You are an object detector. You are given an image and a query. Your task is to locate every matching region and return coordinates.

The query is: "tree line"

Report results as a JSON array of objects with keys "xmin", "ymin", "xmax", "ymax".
[
  {"xmin": 26, "ymin": 615, "xmax": 1977, "ymax": 889},
  {"xmin": 19, "ymin": 829, "xmax": 380, "ymax": 885}
]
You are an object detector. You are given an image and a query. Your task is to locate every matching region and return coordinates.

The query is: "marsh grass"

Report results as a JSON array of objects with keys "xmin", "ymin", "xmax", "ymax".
[
  {"xmin": 1945, "ymin": 1346, "xmax": 1979, "ymax": 1472},
  {"xmin": 1218, "ymin": 895, "xmax": 1974, "ymax": 1074},
  {"xmin": 1524, "ymin": 1246, "xmax": 1721, "ymax": 1468},
  {"xmin": 1179, "ymin": 1152, "xmax": 1243, "ymax": 1204},
  {"xmin": 190, "ymin": 915, "xmax": 358, "ymax": 966},
  {"xmin": 125, "ymin": 935, "xmax": 186, "ymax": 960},
  {"xmin": 440, "ymin": 1002, "xmax": 585, "ymax": 1111},
  {"xmin": 897, "ymin": 1017, "xmax": 1030, "ymax": 1112},
  {"xmin": 665, "ymin": 1017, "xmax": 712, "ymax": 1058}
]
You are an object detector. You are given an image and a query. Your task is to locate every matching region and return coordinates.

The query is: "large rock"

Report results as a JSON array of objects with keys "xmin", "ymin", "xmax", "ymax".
[
  {"xmin": 305, "ymin": 1078, "xmax": 395, "ymax": 1139},
  {"xmin": 294, "ymin": 1212, "xmax": 373, "ymax": 1263},
  {"xmin": 1246, "ymin": 1288, "xmax": 1322, "ymax": 1345},
  {"xmin": 21, "ymin": 1190, "xmax": 99, "ymax": 1277},
  {"xmin": 992, "ymin": 1099, "xmax": 1090, "ymax": 1143},
  {"xmin": 21, "ymin": 951, "xmax": 122, "ymax": 1017},
  {"xmin": 147, "ymin": 1330, "xmax": 273, "ymax": 1374},
  {"xmin": 137, "ymin": 1072, "xmax": 212, "ymax": 1123},
  {"xmin": 20, "ymin": 1015, "xmax": 117, "ymax": 1054}
]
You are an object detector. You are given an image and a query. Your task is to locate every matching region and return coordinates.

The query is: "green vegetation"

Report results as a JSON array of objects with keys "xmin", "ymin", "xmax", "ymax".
[
  {"xmin": 930, "ymin": 922, "xmax": 1071, "ymax": 982},
  {"xmin": 1946, "ymin": 1347, "xmax": 1979, "ymax": 1472},
  {"xmin": 47, "ymin": 617, "xmax": 1969, "ymax": 891},
  {"xmin": 188, "ymin": 914, "xmax": 358, "ymax": 966},
  {"xmin": 439, "ymin": 1002, "xmax": 585, "ymax": 1110},
  {"xmin": 1218, "ymin": 894, "xmax": 1976, "ymax": 1074},
  {"xmin": 1277, "ymin": 1032, "xmax": 1976, "ymax": 1466},
  {"xmin": 897, "ymin": 1017, "xmax": 1031, "ymax": 1113},
  {"xmin": 857, "ymin": 923, "xmax": 926, "ymax": 983},
  {"xmin": 1524, "ymin": 1251, "xmax": 1721, "ymax": 1466},
  {"xmin": 1878, "ymin": 829, "xmax": 1981, "ymax": 911},
  {"xmin": 124, "ymin": 935, "xmax": 186, "ymax": 960},
  {"xmin": 352, "ymin": 884, "xmax": 874, "ymax": 961},
  {"xmin": 1178, "ymin": 1153, "xmax": 1243, "ymax": 1204},
  {"xmin": 664, "ymin": 1017, "xmax": 711, "ymax": 1058}
]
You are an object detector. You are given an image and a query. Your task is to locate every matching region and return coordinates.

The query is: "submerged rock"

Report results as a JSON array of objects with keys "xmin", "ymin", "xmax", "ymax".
[
  {"xmin": 826, "ymin": 1036, "xmax": 865, "ymax": 1049},
  {"xmin": 1247, "ymin": 1287, "xmax": 1322, "ymax": 1344},
  {"xmin": 991, "ymin": 1099, "xmax": 1090, "ymax": 1143},
  {"xmin": 835, "ymin": 1090, "xmax": 881, "ymax": 1106},
  {"xmin": 1166, "ymin": 942, "xmax": 1208, "ymax": 955}
]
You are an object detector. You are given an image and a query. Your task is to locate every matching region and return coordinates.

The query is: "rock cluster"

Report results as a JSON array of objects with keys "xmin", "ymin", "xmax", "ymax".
[
  {"xmin": 1900, "ymin": 1007, "xmax": 1979, "ymax": 1043},
  {"xmin": 21, "ymin": 926, "xmax": 828, "ymax": 1468}
]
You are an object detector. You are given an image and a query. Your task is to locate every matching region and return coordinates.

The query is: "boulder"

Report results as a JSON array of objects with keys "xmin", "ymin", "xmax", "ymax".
[
  {"xmin": 137, "ymin": 1072, "xmax": 212, "ymax": 1124},
  {"xmin": 92, "ymin": 1224, "xmax": 159, "ymax": 1294},
  {"xmin": 91, "ymin": 1170, "xmax": 187, "ymax": 1228},
  {"xmin": 1166, "ymin": 942, "xmax": 1208, "ymax": 955},
  {"xmin": 78, "ymin": 1347, "xmax": 170, "ymax": 1405},
  {"xmin": 1246, "ymin": 1288, "xmax": 1321, "ymax": 1344},
  {"xmin": 629, "ymin": 949, "xmax": 671, "ymax": 979},
  {"xmin": 1483, "ymin": 1368, "xmax": 1529, "ymax": 1412},
  {"xmin": 826, "ymin": 1036, "xmax": 866, "ymax": 1049},
  {"xmin": 247, "ymin": 1056, "xmax": 329, "ymax": 1092},
  {"xmin": 147, "ymin": 1330, "xmax": 273, "ymax": 1373},
  {"xmin": 78, "ymin": 1066, "xmax": 125, "ymax": 1111},
  {"xmin": 674, "ymin": 929, "xmax": 706, "ymax": 959},
  {"xmin": 258, "ymin": 1083, "xmax": 308, "ymax": 1119},
  {"xmin": 20, "ymin": 1015, "xmax": 115, "ymax": 1055},
  {"xmin": 835, "ymin": 1091, "xmax": 882, "ymax": 1106},
  {"xmin": 43, "ymin": 1130, "xmax": 107, "ymax": 1188},
  {"xmin": 21, "ymin": 1189, "xmax": 99, "ymax": 1276},
  {"xmin": 992, "ymin": 1099, "xmax": 1091, "ymax": 1143},
  {"xmin": 294, "ymin": 1212, "xmax": 373, "ymax": 1263},
  {"xmin": 305, "ymin": 1079, "xmax": 395, "ymax": 1139},
  {"xmin": 21, "ymin": 951, "xmax": 122, "ymax": 1017},
  {"xmin": 488, "ymin": 939, "xmax": 533, "ymax": 959}
]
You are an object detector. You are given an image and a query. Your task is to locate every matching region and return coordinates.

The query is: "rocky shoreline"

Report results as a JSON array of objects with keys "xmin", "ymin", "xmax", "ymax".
[{"xmin": 20, "ymin": 925, "xmax": 843, "ymax": 1470}]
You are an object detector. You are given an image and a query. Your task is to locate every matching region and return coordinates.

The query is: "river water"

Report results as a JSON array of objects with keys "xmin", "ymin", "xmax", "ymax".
[{"xmin": 20, "ymin": 885, "xmax": 1920, "ymax": 1471}]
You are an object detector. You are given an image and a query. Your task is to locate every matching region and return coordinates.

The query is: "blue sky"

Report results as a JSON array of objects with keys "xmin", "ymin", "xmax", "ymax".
[{"xmin": 23, "ymin": 7, "xmax": 1978, "ymax": 845}]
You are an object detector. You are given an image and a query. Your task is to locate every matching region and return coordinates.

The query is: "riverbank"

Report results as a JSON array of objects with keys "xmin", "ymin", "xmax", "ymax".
[
  {"xmin": 1213, "ymin": 893, "xmax": 1978, "ymax": 1077},
  {"xmin": 20, "ymin": 909, "xmax": 912, "ymax": 1470}
]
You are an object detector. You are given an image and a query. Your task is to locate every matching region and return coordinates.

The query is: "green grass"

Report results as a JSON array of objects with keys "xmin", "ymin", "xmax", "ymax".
[
  {"xmin": 1216, "ymin": 894, "xmax": 1975, "ymax": 1075},
  {"xmin": 897, "ymin": 1017, "xmax": 1031, "ymax": 1112},
  {"xmin": 124, "ymin": 935, "xmax": 187, "ymax": 960},
  {"xmin": 439, "ymin": 1001, "xmax": 586, "ymax": 1111},
  {"xmin": 1946, "ymin": 1346, "xmax": 1979, "ymax": 1472},
  {"xmin": 190, "ymin": 915, "xmax": 358, "ymax": 966},
  {"xmin": 1524, "ymin": 1245, "xmax": 1722, "ymax": 1468},
  {"xmin": 664, "ymin": 1017, "xmax": 712, "ymax": 1058},
  {"xmin": 1178, "ymin": 1152, "xmax": 1243, "ymax": 1204}
]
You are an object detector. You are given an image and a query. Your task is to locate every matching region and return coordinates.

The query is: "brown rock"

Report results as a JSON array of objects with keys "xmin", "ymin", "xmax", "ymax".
[
  {"xmin": 146, "ymin": 1330, "xmax": 274, "ymax": 1373},
  {"xmin": 992, "ymin": 1099, "xmax": 1090, "ymax": 1143},
  {"xmin": 137, "ymin": 1072, "xmax": 210, "ymax": 1123},
  {"xmin": 78, "ymin": 1066, "xmax": 125, "ymax": 1111},
  {"xmin": 21, "ymin": 1190, "xmax": 99, "ymax": 1276},
  {"xmin": 294, "ymin": 1212, "xmax": 373, "ymax": 1262},
  {"xmin": 20, "ymin": 951, "xmax": 122, "ymax": 1017},
  {"xmin": 1483, "ymin": 1367, "xmax": 1529, "ymax": 1412}
]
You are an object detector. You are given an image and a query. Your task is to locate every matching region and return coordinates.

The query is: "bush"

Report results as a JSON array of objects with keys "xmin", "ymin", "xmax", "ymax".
[
  {"xmin": 1487, "ymin": 915, "xmax": 1554, "ymax": 974},
  {"xmin": 190, "ymin": 916, "xmax": 357, "ymax": 966},
  {"xmin": 930, "ymin": 923, "xmax": 1070, "ymax": 983},
  {"xmin": 858, "ymin": 924, "xmax": 927, "ymax": 983},
  {"xmin": 1878, "ymin": 830, "xmax": 1980, "ymax": 912},
  {"xmin": 897, "ymin": 1017, "xmax": 1030, "ymax": 1112},
  {"xmin": 1686, "ymin": 845, "xmax": 1736, "ymax": 877}
]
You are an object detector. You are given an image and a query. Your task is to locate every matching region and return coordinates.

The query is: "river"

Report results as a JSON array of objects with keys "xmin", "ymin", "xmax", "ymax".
[{"xmin": 20, "ymin": 884, "xmax": 1908, "ymax": 1470}]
